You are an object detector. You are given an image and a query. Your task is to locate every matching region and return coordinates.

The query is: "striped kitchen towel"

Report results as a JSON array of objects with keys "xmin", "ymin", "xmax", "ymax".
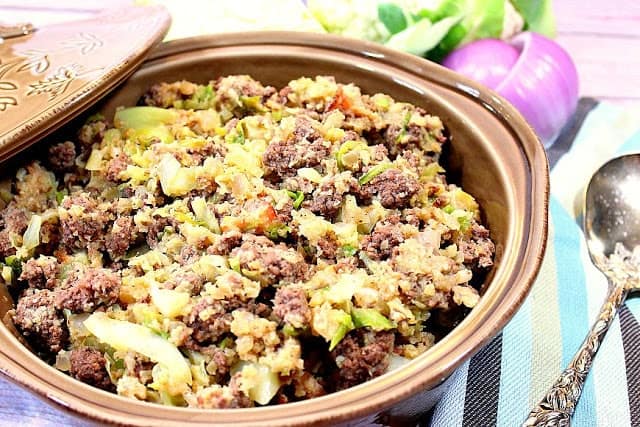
[{"xmin": 429, "ymin": 100, "xmax": 640, "ymax": 427}]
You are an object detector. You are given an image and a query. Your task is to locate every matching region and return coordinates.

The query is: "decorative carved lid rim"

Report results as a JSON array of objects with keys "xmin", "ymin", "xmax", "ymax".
[{"xmin": 0, "ymin": 5, "xmax": 171, "ymax": 163}]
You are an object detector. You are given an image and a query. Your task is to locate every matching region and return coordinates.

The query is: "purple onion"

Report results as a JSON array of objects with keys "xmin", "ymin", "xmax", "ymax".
[
  {"xmin": 442, "ymin": 39, "xmax": 520, "ymax": 89},
  {"xmin": 442, "ymin": 32, "xmax": 579, "ymax": 146}
]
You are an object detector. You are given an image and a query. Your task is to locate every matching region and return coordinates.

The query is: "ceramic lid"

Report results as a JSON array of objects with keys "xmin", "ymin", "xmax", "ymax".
[{"xmin": 0, "ymin": 5, "xmax": 171, "ymax": 162}]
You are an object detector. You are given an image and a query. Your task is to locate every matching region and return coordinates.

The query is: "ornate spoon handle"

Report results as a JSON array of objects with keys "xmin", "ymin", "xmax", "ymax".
[{"xmin": 522, "ymin": 282, "xmax": 628, "ymax": 426}]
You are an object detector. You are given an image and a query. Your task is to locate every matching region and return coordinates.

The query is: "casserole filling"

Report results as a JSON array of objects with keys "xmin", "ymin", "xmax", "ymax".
[{"xmin": 1, "ymin": 75, "xmax": 494, "ymax": 407}]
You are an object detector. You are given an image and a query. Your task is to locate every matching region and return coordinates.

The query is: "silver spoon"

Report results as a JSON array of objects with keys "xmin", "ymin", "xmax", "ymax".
[{"xmin": 523, "ymin": 153, "xmax": 640, "ymax": 427}]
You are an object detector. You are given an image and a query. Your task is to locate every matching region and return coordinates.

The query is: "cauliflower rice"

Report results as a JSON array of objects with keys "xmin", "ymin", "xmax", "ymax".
[{"xmin": 0, "ymin": 75, "xmax": 495, "ymax": 408}]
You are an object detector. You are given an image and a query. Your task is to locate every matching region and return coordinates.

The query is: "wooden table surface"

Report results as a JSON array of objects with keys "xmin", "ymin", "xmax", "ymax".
[{"xmin": 0, "ymin": 1, "xmax": 639, "ymax": 425}]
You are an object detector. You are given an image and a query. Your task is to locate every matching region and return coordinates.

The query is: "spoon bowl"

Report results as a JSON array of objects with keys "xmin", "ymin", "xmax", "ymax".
[
  {"xmin": 525, "ymin": 153, "xmax": 640, "ymax": 426},
  {"xmin": 585, "ymin": 154, "xmax": 640, "ymax": 260}
]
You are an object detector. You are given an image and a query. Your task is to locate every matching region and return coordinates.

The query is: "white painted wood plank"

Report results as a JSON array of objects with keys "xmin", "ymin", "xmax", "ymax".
[
  {"xmin": 556, "ymin": 33, "xmax": 640, "ymax": 101},
  {"xmin": 554, "ymin": 0, "xmax": 640, "ymax": 37}
]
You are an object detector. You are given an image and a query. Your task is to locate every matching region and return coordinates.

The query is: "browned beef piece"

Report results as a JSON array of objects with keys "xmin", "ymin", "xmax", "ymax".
[
  {"xmin": 232, "ymin": 235, "xmax": 308, "ymax": 286},
  {"xmin": 331, "ymin": 329, "xmax": 395, "ymax": 390},
  {"xmin": 278, "ymin": 86, "xmax": 293, "ymax": 105},
  {"xmin": 308, "ymin": 172, "xmax": 358, "ymax": 220},
  {"xmin": 362, "ymin": 169, "xmax": 419, "ymax": 209},
  {"xmin": 77, "ymin": 119, "xmax": 107, "ymax": 147},
  {"xmin": 316, "ymin": 233, "xmax": 339, "ymax": 260},
  {"xmin": 0, "ymin": 232, "xmax": 14, "ymax": 259},
  {"xmin": 185, "ymin": 297, "xmax": 234, "ymax": 344},
  {"xmin": 177, "ymin": 245, "xmax": 200, "ymax": 265},
  {"xmin": 214, "ymin": 75, "xmax": 276, "ymax": 104},
  {"xmin": 105, "ymin": 153, "xmax": 130, "ymax": 182},
  {"xmin": 361, "ymin": 215, "xmax": 404, "ymax": 261},
  {"xmin": 19, "ymin": 256, "xmax": 59, "ymax": 290},
  {"xmin": 262, "ymin": 118, "xmax": 330, "ymax": 182},
  {"xmin": 188, "ymin": 140, "xmax": 227, "ymax": 165},
  {"xmin": 141, "ymin": 80, "xmax": 198, "ymax": 108},
  {"xmin": 192, "ymin": 372, "xmax": 253, "ymax": 409},
  {"xmin": 242, "ymin": 301, "xmax": 273, "ymax": 318},
  {"xmin": 146, "ymin": 216, "xmax": 176, "ymax": 248},
  {"xmin": 273, "ymin": 286, "xmax": 310, "ymax": 328},
  {"xmin": 383, "ymin": 120, "xmax": 437, "ymax": 158},
  {"xmin": 459, "ymin": 222, "xmax": 495, "ymax": 269},
  {"xmin": 164, "ymin": 271, "xmax": 204, "ymax": 295},
  {"xmin": 48, "ymin": 141, "xmax": 76, "ymax": 172},
  {"xmin": 0, "ymin": 204, "xmax": 28, "ymax": 258},
  {"xmin": 275, "ymin": 198, "xmax": 294, "ymax": 225},
  {"xmin": 13, "ymin": 289, "xmax": 68, "ymax": 354},
  {"xmin": 59, "ymin": 193, "xmax": 109, "ymax": 250},
  {"xmin": 228, "ymin": 373, "xmax": 254, "ymax": 408},
  {"xmin": 38, "ymin": 218, "xmax": 61, "ymax": 255},
  {"xmin": 292, "ymin": 372, "xmax": 326, "ymax": 399},
  {"xmin": 55, "ymin": 268, "xmax": 120, "ymax": 313},
  {"xmin": 2, "ymin": 204, "xmax": 29, "ymax": 231},
  {"xmin": 69, "ymin": 347, "xmax": 113, "ymax": 391},
  {"xmin": 104, "ymin": 216, "xmax": 136, "ymax": 260}
]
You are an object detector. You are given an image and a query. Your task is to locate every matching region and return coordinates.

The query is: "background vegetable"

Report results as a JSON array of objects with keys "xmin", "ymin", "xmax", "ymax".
[
  {"xmin": 443, "ymin": 32, "xmax": 579, "ymax": 145},
  {"xmin": 307, "ymin": 0, "xmax": 554, "ymax": 59},
  {"xmin": 442, "ymin": 38, "xmax": 520, "ymax": 89}
]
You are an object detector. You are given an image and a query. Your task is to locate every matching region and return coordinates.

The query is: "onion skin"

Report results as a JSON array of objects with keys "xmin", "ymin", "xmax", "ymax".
[
  {"xmin": 442, "ymin": 39, "xmax": 520, "ymax": 89},
  {"xmin": 442, "ymin": 32, "xmax": 579, "ymax": 146}
]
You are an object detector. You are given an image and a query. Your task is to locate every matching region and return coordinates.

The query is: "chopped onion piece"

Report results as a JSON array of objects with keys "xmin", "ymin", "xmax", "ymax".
[
  {"xmin": 386, "ymin": 354, "xmax": 411, "ymax": 372},
  {"xmin": 150, "ymin": 284, "xmax": 190, "ymax": 318},
  {"xmin": 22, "ymin": 214, "xmax": 42, "ymax": 251},
  {"xmin": 232, "ymin": 361, "xmax": 281, "ymax": 405}
]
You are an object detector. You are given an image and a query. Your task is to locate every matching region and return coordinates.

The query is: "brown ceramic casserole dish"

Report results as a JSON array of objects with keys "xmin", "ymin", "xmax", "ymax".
[{"xmin": 0, "ymin": 31, "xmax": 548, "ymax": 426}]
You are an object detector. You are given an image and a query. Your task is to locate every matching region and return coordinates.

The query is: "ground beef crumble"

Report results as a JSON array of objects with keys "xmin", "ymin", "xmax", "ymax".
[
  {"xmin": 331, "ymin": 329, "xmax": 395, "ymax": 390},
  {"xmin": 262, "ymin": 118, "xmax": 331, "ymax": 181},
  {"xmin": 232, "ymin": 236, "xmax": 309, "ymax": 286},
  {"xmin": 48, "ymin": 141, "xmax": 76, "ymax": 172},
  {"xmin": 55, "ymin": 268, "xmax": 121, "ymax": 313},
  {"xmin": 13, "ymin": 288, "xmax": 68, "ymax": 354},
  {"xmin": 19, "ymin": 256, "xmax": 59, "ymax": 289},
  {"xmin": 273, "ymin": 286, "xmax": 311, "ymax": 328},
  {"xmin": 104, "ymin": 216, "xmax": 136, "ymax": 260},
  {"xmin": 69, "ymin": 347, "xmax": 113, "ymax": 390},
  {"xmin": 362, "ymin": 168, "xmax": 419, "ymax": 209},
  {"xmin": 186, "ymin": 297, "xmax": 235, "ymax": 344},
  {"xmin": 361, "ymin": 215, "xmax": 405, "ymax": 260}
]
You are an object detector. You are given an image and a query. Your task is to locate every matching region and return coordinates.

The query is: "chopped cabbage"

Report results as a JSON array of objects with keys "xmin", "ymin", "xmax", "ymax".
[{"xmin": 84, "ymin": 313, "xmax": 192, "ymax": 394}]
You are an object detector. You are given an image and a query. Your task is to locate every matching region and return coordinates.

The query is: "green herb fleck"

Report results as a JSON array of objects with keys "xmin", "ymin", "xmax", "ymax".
[
  {"xmin": 341, "ymin": 244, "xmax": 358, "ymax": 257},
  {"xmin": 178, "ymin": 84, "xmax": 216, "ymax": 110},
  {"xmin": 219, "ymin": 337, "xmax": 234, "ymax": 349},
  {"xmin": 351, "ymin": 308, "xmax": 395, "ymax": 331},
  {"xmin": 336, "ymin": 139, "xmax": 361, "ymax": 171},
  {"xmin": 86, "ymin": 113, "xmax": 105, "ymax": 124},
  {"xmin": 359, "ymin": 163, "xmax": 393, "ymax": 185},
  {"xmin": 55, "ymin": 189, "xmax": 68, "ymax": 205},
  {"xmin": 266, "ymin": 223, "xmax": 291, "ymax": 240},
  {"xmin": 282, "ymin": 324, "xmax": 300, "ymax": 337},
  {"xmin": 240, "ymin": 95, "xmax": 266, "ymax": 112},
  {"xmin": 395, "ymin": 111, "xmax": 413, "ymax": 142},
  {"xmin": 229, "ymin": 256, "xmax": 241, "ymax": 273},
  {"xmin": 225, "ymin": 122, "xmax": 245, "ymax": 145},
  {"xmin": 458, "ymin": 214, "xmax": 471, "ymax": 232},
  {"xmin": 329, "ymin": 313, "xmax": 355, "ymax": 351},
  {"xmin": 286, "ymin": 190, "xmax": 304, "ymax": 209},
  {"xmin": 4, "ymin": 255, "xmax": 22, "ymax": 279}
]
